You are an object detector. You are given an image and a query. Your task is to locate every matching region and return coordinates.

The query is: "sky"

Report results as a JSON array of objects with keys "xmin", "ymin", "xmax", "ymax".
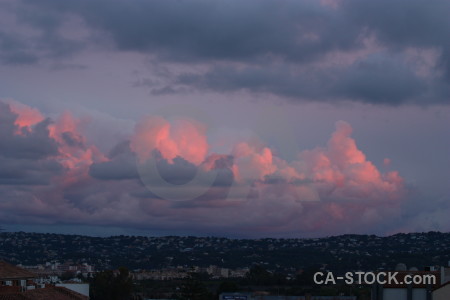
[{"xmin": 0, "ymin": 0, "xmax": 449, "ymax": 238}]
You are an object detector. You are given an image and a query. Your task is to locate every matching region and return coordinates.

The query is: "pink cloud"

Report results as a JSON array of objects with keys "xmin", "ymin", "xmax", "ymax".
[
  {"xmin": 131, "ymin": 116, "xmax": 208, "ymax": 165},
  {"xmin": 7, "ymin": 100, "xmax": 45, "ymax": 134},
  {"xmin": 295, "ymin": 121, "xmax": 404, "ymax": 202},
  {"xmin": 47, "ymin": 112, "xmax": 107, "ymax": 190},
  {"xmin": 0, "ymin": 100, "xmax": 408, "ymax": 236},
  {"xmin": 232, "ymin": 142, "xmax": 276, "ymax": 181}
]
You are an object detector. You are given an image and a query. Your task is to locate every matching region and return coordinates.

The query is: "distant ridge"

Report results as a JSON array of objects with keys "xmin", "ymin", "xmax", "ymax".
[{"xmin": 1, "ymin": 231, "xmax": 449, "ymax": 273}]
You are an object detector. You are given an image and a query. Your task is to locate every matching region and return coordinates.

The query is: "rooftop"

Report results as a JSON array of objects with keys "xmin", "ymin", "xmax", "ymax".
[
  {"xmin": 0, "ymin": 261, "xmax": 36, "ymax": 280},
  {"xmin": 0, "ymin": 286, "xmax": 88, "ymax": 300}
]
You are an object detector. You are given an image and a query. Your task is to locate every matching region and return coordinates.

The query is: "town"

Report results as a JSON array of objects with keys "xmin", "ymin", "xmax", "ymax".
[
  {"xmin": 1, "ymin": 231, "xmax": 449, "ymax": 273},
  {"xmin": 0, "ymin": 231, "xmax": 450, "ymax": 299}
]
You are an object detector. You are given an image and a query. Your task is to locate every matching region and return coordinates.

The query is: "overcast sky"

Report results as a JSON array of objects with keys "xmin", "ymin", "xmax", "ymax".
[{"xmin": 0, "ymin": 0, "xmax": 449, "ymax": 237}]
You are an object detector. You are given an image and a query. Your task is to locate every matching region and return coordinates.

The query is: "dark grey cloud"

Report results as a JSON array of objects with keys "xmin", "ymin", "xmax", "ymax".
[
  {"xmin": 89, "ymin": 146, "xmax": 195, "ymax": 184},
  {"xmin": 147, "ymin": 151, "xmax": 234, "ymax": 187},
  {"xmin": 154, "ymin": 155, "xmax": 198, "ymax": 185},
  {"xmin": 18, "ymin": 0, "xmax": 359, "ymax": 62},
  {"xmin": 89, "ymin": 141, "xmax": 139, "ymax": 180},
  {"xmin": 0, "ymin": 0, "xmax": 83, "ymax": 65},
  {"xmin": 342, "ymin": 0, "xmax": 450, "ymax": 70},
  {"xmin": 89, "ymin": 155, "xmax": 138, "ymax": 180},
  {"xmin": 177, "ymin": 54, "xmax": 432, "ymax": 105},
  {"xmin": 331, "ymin": 56, "xmax": 428, "ymax": 104},
  {"xmin": 4, "ymin": 0, "xmax": 450, "ymax": 104},
  {"xmin": 0, "ymin": 27, "xmax": 77, "ymax": 65},
  {"xmin": 0, "ymin": 156, "xmax": 61, "ymax": 185},
  {"xmin": 90, "ymin": 143, "xmax": 234, "ymax": 188},
  {"xmin": 0, "ymin": 102, "xmax": 62, "ymax": 185},
  {"xmin": 0, "ymin": 32, "xmax": 39, "ymax": 65},
  {"xmin": 0, "ymin": 102, "xmax": 58, "ymax": 159},
  {"xmin": 61, "ymin": 131, "xmax": 84, "ymax": 148},
  {"xmin": 18, "ymin": 0, "xmax": 449, "ymax": 61}
]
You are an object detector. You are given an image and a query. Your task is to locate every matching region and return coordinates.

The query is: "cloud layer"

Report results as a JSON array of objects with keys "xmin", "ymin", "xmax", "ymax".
[
  {"xmin": 1, "ymin": 0, "xmax": 449, "ymax": 105},
  {"xmin": 0, "ymin": 1, "xmax": 448, "ymax": 236},
  {"xmin": 0, "ymin": 100, "xmax": 410, "ymax": 236}
]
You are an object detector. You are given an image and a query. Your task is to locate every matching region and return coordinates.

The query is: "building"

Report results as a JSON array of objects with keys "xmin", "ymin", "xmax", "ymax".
[
  {"xmin": 431, "ymin": 266, "xmax": 450, "ymax": 300},
  {"xmin": 0, "ymin": 285, "xmax": 89, "ymax": 300},
  {"xmin": 432, "ymin": 282, "xmax": 450, "ymax": 300},
  {"xmin": 371, "ymin": 270, "xmax": 441, "ymax": 300},
  {"xmin": 0, "ymin": 261, "xmax": 88, "ymax": 299},
  {"xmin": 0, "ymin": 260, "xmax": 36, "ymax": 291},
  {"xmin": 441, "ymin": 266, "xmax": 450, "ymax": 284}
]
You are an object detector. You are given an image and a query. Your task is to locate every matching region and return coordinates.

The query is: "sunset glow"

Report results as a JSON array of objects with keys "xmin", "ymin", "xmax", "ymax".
[{"xmin": 0, "ymin": 0, "xmax": 449, "ymax": 237}]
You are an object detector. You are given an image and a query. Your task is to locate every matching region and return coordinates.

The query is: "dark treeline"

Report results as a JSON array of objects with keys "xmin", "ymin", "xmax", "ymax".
[{"xmin": 88, "ymin": 265, "xmax": 371, "ymax": 300}]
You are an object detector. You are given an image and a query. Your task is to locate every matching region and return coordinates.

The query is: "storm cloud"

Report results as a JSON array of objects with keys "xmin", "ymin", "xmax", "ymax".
[{"xmin": 0, "ymin": 0, "xmax": 448, "ymax": 105}]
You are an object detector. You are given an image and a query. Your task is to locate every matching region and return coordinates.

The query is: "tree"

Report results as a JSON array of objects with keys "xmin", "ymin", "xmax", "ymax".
[
  {"xmin": 60, "ymin": 271, "xmax": 75, "ymax": 281},
  {"xmin": 180, "ymin": 273, "xmax": 211, "ymax": 300},
  {"xmin": 245, "ymin": 265, "xmax": 273, "ymax": 286},
  {"xmin": 90, "ymin": 267, "xmax": 133, "ymax": 300},
  {"xmin": 294, "ymin": 266, "xmax": 321, "ymax": 286}
]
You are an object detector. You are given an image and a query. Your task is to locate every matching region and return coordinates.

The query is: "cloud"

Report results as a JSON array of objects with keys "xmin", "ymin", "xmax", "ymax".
[
  {"xmin": 232, "ymin": 142, "xmax": 278, "ymax": 182},
  {"xmin": 0, "ymin": 100, "xmax": 105, "ymax": 205},
  {"xmin": 130, "ymin": 116, "xmax": 208, "ymax": 165},
  {"xmin": 89, "ymin": 141, "xmax": 138, "ymax": 180},
  {"xmin": 296, "ymin": 121, "xmax": 404, "ymax": 202},
  {"xmin": 0, "ymin": 155, "xmax": 61, "ymax": 186},
  {"xmin": 0, "ymin": 31, "xmax": 39, "ymax": 65},
  {"xmin": 0, "ymin": 0, "xmax": 446, "ymax": 105},
  {"xmin": 0, "ymin": 99, "xmax": 425, "ymax": 237},
  {"xmin": 7, "ymin": 99, "xmax": 46, "ymax": 129},
  {"xmin": 0, "ymin": 102, "xmax": 62, "ymax": 186},
  {"xmin": 20, "ymin": 0, "xmax": 342, "ymax": 62},
  {"xmin": 176, "ymin": 53, "xmax": 437, "ymax": 105},
  {"xmin": 0, "ymin": 102, "xmax": 58, "ymax": 159},
  {"xmin": 331, "ymin": 56, "xmax": 428, "ymax": 104},
  {"xmin": 342, "ymin": 0, "xmax": 450, "ymax": 74},
  {"xmin": 0, "ymin": 0, "xmax": 83, "ymax": 65}
]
